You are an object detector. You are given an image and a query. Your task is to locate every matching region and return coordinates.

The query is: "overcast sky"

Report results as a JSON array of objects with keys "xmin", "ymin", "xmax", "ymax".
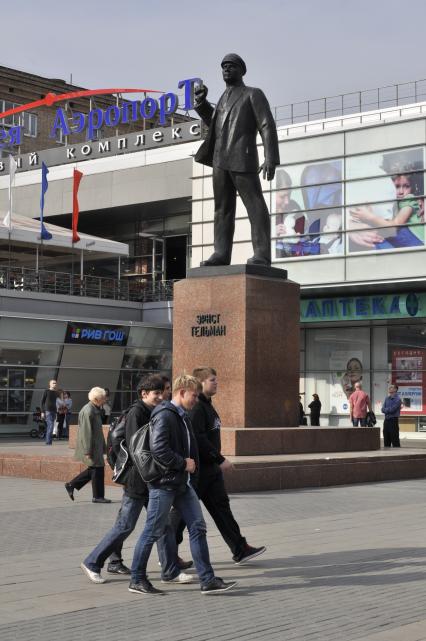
[{"xmin": 4, "ymin": 0, "xmax": 426, "ymax": 112}]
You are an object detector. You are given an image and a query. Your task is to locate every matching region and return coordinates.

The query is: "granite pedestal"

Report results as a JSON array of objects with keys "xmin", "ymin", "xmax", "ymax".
[{"xmin": 173, "ymin": 264, "xmax": 300, "ymax": 455}]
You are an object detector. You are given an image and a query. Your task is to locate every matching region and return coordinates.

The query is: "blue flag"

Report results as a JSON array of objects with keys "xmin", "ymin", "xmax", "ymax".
[{"xmin": 40, "ymin": 162, "xmax": 52, "ymax": 240}]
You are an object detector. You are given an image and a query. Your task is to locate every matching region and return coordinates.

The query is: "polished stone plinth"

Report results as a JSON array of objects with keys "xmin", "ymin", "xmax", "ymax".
[
  {"xmin": 173, "ymin": 265, "xmax": 300, "ymax": 429},
  {"xmin": 221, "ymin": 426, "xmax": 381, "ymax": 456}
]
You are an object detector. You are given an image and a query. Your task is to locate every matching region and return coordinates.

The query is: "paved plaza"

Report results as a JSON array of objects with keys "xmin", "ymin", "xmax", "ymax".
[{"xmin": 2, "ymin": 476, "xmax": 426, "ymax": 641}]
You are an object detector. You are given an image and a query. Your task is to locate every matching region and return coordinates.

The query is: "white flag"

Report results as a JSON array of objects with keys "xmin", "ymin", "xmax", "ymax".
[{"xmin": 3, "ymin": 155, "xmax": 17, "ymax": 229}]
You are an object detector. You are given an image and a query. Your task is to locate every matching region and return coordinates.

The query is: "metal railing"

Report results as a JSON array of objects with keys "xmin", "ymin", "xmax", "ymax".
[
  {"xmin": 0, "ymin": 266, "xmax": 175, "ymax": 303},
  {"xmin": 273, "ymin": 79, "xmax": 426, "ymax": 126}
]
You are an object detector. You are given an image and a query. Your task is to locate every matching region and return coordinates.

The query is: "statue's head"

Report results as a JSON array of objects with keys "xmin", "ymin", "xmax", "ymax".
[{"xmin": 221, "ymin": 53, "xmax": 246, "ymax": 84}]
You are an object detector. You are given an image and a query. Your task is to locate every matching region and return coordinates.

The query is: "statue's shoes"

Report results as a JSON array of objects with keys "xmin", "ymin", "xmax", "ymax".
[
  {"xmin": 246, "ymin": 256, "xmax": 271, "ymax": 266},
  {"xmin": 200, "ymin": 254, "xmax": 229, "ymax": 267}
]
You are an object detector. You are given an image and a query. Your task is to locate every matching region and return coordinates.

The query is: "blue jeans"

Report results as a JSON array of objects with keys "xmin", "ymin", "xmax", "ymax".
[
  {"xmin": 45, "ymin": 411, "xmax": 56, "ymax": 445},
  {"xmin": 352, "ymin": 417, "xmax": 367, "ymax": 427},
  {"xmin": 131, "ymin": 485, "xmax": 214, "ymax": 587},
  {"xmin": 84, "ymin": 493, "xmax": 176, "ymax": 573}
]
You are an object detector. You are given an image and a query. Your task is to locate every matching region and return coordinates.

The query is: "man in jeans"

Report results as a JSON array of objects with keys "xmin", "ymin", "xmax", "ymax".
[
  {"xmin": 129, "ymin": 374, "xmax": 237, "ymax": 595},
  {"xmin": 349, "ymin": 382, "xmax": 372, "ymax": 427},
  {"xmin": 382, "ymin": 384, "xmax": 402, "ymax": 447},
  {"xmin": 41, "ymin": 379, "xmax": 58, "ymax": 445},
  {"xmin": 80, "ymin": 375, "xmax": 189, "ymax": 584}
]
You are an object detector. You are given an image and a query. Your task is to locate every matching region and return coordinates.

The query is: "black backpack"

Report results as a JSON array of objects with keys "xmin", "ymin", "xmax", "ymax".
[
  {"xmin": 106, "ymin": 410, "xmax": 129, "ymax": 469},
  {"xmin": 128, "ymin": 419, "xmax": 168, "ymax": 483},
  {"xmin": 106, "ymin": 405, "xmax": 134, "ymax": 485}
]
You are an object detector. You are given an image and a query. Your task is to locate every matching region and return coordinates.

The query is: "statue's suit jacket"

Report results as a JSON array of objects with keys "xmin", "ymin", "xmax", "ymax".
[{"xmin": 194, "ymin": 84, "xmax": 280, "ymax": 173}]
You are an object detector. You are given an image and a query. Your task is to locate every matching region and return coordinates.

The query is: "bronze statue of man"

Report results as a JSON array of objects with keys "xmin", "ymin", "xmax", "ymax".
[{"xmin": 194, "ymin": 53, "xmax": 280, "ymax": 267}]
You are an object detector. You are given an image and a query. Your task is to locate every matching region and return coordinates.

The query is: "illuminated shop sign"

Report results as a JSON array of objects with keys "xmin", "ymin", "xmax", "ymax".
[
  {"xmin": 301, "ymin": 292, "xmax": 423, "ymax": 322},
  {"xmin": 65, "ymin": 322, "xmax": 129, "ymax": 346}
]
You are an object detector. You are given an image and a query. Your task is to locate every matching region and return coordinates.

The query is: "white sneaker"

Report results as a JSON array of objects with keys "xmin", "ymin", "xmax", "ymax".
[
  {"xmin": 161, "ymin": 572, "xmax": 194, "ymax": 584},
  {"xmin": 80, "ymin": 562, "xmax": 106, "ymax": 584}
]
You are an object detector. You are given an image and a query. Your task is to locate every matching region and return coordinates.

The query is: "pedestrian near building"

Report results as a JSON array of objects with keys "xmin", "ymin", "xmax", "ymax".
[
  {"xmin": 308, "ymin": 394, "xmax": 322, "ymax": 426},
  {"xmin": 299, "ymin": 395, "xmax": 307, "ymax": 425},
  {"xmin": 62, "ymin": 391, "xmax": 72, "ymax": 439},
  {"xmin": 382, "ymin": 384, "xmax": 402, "ymax": 447},
  {"xmin": 129, "ymin": 374, "xmax": 237, "ymax": 595},
  {"xmin": 190, "ymin": 367, "xmax": 266, "ymax": 564},
  {"xmin": 41, "ymin": 379, "xmax": 59, "ymax": 445},
  {"xmin": 349, "ymin": 382, "xmax": 372, "ymax": 427},
  {"xmin": 102, "ymin": 388, "xmax": 112, "ymax": 425},
  {"xmin": 65, "ymin": 387, "xmax": 111, "ymax": 504}
]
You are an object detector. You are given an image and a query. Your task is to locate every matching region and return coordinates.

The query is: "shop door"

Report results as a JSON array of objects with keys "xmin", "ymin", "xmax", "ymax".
[{"xmin": 165, "ymin": 236, "xmax": 187, "ymax": 280}]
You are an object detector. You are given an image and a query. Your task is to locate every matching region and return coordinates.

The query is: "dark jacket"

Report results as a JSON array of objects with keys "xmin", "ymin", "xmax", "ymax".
[
  {"xmin": 148, "ymin": 401, "xmax": 199, "ymax": 491},
  {"xmin": 308, "ymin": 399, "xmax": 322, "ymax": 417},
  {"xmin": 194, "ymin": 83, "xmax": 280, "ymax": 173},
  {"xmin": 41, "ymin": 389, "xmax": 58, "ymax": 413},
  {"xmin": 189, "ymin": 394, "xmax": 225, "ymax": 476},
  {"xmin": 124, "ymin": 400, "xmax": 152, "ymax": 500}
]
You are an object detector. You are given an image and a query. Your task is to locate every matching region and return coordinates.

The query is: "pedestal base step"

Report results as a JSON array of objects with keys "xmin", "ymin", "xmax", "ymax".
[{"xmin": 221, "ymin": 427, "xmax": 381, "ymax": 456}]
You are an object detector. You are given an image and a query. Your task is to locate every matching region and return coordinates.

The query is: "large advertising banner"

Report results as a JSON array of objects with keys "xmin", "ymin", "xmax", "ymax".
[
  {"xmin": 346, "ymin": 147, "xmax": 425, "ymax": 253},
  {"xmin": 273, "ymin": 160, "xmax": 343, "ymax": 259},
  {"xmin": 391, "ymin": 349, "xmax": 424, "ymax": 413}
]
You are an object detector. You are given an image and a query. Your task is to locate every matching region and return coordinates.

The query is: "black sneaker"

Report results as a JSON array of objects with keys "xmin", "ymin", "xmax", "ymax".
[
  {"xmin": 177, "ymin": 556, "xmax": 193, "ymax": 570},
  {"xmin": 201, "ymin": 577, "xmax": 237, "ymax": 594},
  {"xmin": 107, "ymin": 562, "xmax": 131, "ymax": 575},
  {"xmin": 64, "ymin": 482, "xmax": 74, "ymax": 501},
  {"xmin": 233, "ymin": 545, "xmax": 266, "ymax": 565},
  {"xmin": 92, "ymin": 498, "xmax": 112, "ymax": 504},
  {"xmin": 128, "ymin": 579, "xmax": 164, "ymax": 595}
]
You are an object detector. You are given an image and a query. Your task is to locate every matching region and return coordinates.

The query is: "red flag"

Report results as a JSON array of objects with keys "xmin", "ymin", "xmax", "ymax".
[{"xmin": 72, "ymin": 169, "xmax": 83, "ymax": 243}]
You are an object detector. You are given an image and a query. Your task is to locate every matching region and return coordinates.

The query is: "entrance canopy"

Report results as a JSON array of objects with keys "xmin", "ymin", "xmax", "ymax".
[{"xmin": 0, "ymin": 212, "xmax": 129, "ymax": 257}]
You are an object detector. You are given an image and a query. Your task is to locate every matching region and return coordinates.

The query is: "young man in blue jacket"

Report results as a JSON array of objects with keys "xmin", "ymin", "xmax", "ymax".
[{"xmin": 382, "ymin": 384, "xmax": 402, "ymax": 447}]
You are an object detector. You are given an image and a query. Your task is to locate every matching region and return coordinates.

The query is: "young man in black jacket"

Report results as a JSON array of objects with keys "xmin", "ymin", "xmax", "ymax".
[
  {"xmin": 80, "ymin": 374, "xmax": 188, "ymax": 584},
  {"xmin": 129, "ymin": 374, "xmax": 237, "ymax": 595},
  {"xmin": 190, "ymin": 367, "xmax": 266, "ymax": 564}
]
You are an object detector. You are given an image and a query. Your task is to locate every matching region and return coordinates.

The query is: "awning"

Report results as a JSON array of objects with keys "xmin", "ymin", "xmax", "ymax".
[{"xmin": 0, "ymin": 212, "xmax": 129, "ymax": 256}]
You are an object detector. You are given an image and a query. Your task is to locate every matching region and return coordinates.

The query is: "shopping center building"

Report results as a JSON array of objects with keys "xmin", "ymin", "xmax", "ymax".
[{"xmin": 0, "ymin": 67, "xmax": 426, "ymax": 433}]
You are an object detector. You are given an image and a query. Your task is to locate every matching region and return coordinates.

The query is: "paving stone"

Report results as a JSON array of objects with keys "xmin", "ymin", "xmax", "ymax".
[{"xmin": 2, "ymin": 477, "xmax": 426, "ymax": 640}]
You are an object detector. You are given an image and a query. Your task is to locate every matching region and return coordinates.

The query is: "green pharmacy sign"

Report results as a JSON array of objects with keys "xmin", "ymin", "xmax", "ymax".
[{"xmin": 301, "ymin": 292, "xmax": 423, "ymax": 323}]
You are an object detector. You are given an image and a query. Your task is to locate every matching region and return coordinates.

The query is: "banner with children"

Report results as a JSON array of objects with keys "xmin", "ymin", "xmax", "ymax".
[
  {"xmin": 346, "ymin": 146, "xmax": 425, "ymax": 253},
  {"xmin": 272, "ymin": 160, "xmax": 343, "ymax": 259}
]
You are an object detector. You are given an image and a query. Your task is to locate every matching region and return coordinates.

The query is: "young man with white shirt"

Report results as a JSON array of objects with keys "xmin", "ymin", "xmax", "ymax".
[{"xmin": 129, "ymin": 374, "xmax": 237, "ymax": 595}]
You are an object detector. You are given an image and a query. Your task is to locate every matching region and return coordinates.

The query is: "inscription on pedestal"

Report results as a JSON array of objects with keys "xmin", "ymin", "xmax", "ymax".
[{"xmin": 191, "ymin": 312, "xmax": 227, "ymax": 337}]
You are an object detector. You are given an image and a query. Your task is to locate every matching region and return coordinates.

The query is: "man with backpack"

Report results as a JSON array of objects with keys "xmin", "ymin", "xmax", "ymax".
[{"xmin": 80, "ymin": 374, "xmax": 187, "ymax": 584}]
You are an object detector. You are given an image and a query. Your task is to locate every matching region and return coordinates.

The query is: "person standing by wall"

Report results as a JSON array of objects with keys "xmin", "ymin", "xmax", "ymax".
[
  {"xmin": 65, "ymin": 387, "xmax": 111, "ymax": 503},
  {"xmin": 308, "ymin": 394, "xmax": 322, "ymax": 426},
  {"xmin": 102, "ymin": 388, "xmax": 112, "ymax": 425},
  {"xmin": 349, "ymin": 382, "xmax": 372, "ymax": 427},
  {"xmin": 62, "ymin": 391, "xmax": 72, "ymax": 440},
  {"xmin": 382, "ymin": 384, "xmax": 402, "ymax": 447},
  {"xmin": 41, "ymin": 379, "xmax": 59, "ymax": 445}
]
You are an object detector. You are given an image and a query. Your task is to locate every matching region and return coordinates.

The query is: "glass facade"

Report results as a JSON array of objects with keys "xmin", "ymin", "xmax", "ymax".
[
  {"xmin": 0, "ymin": 316, "xmax": 171, "ymax": 435},
  {"xmin": 301, "ymin": 320, "xmax": 426, "ymax": 428}
]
